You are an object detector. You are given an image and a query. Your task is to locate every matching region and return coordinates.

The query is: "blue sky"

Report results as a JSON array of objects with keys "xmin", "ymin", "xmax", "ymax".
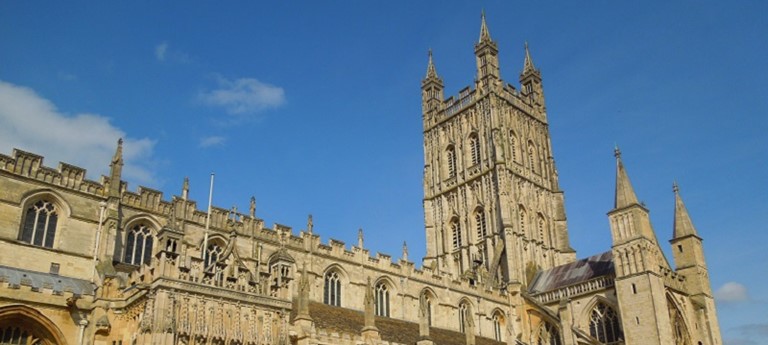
[{"xmin": 1, "ymin": 2, "xmax": 766, "ymax": 344}]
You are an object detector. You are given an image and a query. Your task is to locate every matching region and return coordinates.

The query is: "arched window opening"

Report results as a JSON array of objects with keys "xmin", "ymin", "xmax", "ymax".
[
  {"xmin": 375, "ymin": 282, "xmax": 390, "ymax": 317},
  {"xmin": 475, "ymin": 208, "xmax": 487, "ymax": 239},
  {"xmin": 447, "ymin": 146, "xmax": 457, "ymax": 178},
  {"xmin": 458, "ymin": 302, "xmax": 470, "ymax": 333},
  {"xmin": 528, "ymin": 142, "xmax": 538, "ymax": 173},
  {"xmin": 203, "ymin": 242, "xmax": 224, "ymax": 269},
  {"xmin": 519, "ymin": 206, "xmax": 527, "ymax": 234},
  {"xmin": 1, "ymin": 326, "xmax": 40, "ymax": 345},
  {"xmin": 124, "ymin": 224, "xmax": 153, "ymax": 266},
  {"xmin": 537, "ymin": 322, "xmax": 562, "ymax": 345},
  {"xmin": 451, "ymin": 219, "xmax": 462, "ymax": 250},
  {"xmin": 421, "ymin": 292, "xmax": 433, "ymax": 326},
  {"xmin": 469, "ymin": 134, "xmax": 481, "ymax": 166},
  {"xmin": 589, "ymin": 303, "xmax": 623, "ymax": 344},
  {"xmin": 668, "ymin": 298, "xmax": 692, "ymax": 345},
  {"xmin": 20, "ymin": 200, "xmax": 58, "ymax": 248},
  {"xmin": 509, "ymin": 131, "xmax": 518, "ymax": 162},
  {"xmin": 324, "ymin": 271, "xmax": 341, "ymax": 306},
  {"xmin": 537, "ymin": 213, "xmax": 547, "ymax": 243},
  {"xmin": 493, "ymin": 312, "xmax": 504, "ymax": 341}
]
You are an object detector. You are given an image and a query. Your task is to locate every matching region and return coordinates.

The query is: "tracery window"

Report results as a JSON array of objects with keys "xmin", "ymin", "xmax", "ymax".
[
  {"xmin": 469, "ymin": 134, "xmax": 481, "ymax": 166},
  {"xmin": 1, "ymin": 326, "xmax": 41, "ymax": 345},
  {"xmin": 528, "ymin": 142, "xmax": 538, "ymax": 173},
  {"xmin": 537, "ymin": 322, "xmax": 562, "ymax": 345},
  {"xmin": 324, "ymin": 271, "xmax": 341, "ymax": 306},
  {"xmin": 374, "ymin": 281, "xmax": 390, "ymax": 317},
  {"xmin": 447, "ymin": 146, "xmax": 457, "ymax": 178},
  {"xmin": 20, "ymin": 200, "xmax": 58, "ymax": 248},
  {"xmin": 451, "ymin": 219, "xmax": 462, "ymax": 249},
  {"xmin": 493, "ymin": 312, "xmax": 504, "ymax": 341},
  {"xmin": 475, "ymin": 208, "xmax": 487, "ymax": 239},
  {"xmin": 204, "ymin": 243, "xmax": 224, "ymax": 269},
  {"xmin": 589, "ymin": 303, "xmax": 623, "ymax": 344},
  {"xmin": 123, "ymin": 224, "xmax": 153, "ymax": 266}
]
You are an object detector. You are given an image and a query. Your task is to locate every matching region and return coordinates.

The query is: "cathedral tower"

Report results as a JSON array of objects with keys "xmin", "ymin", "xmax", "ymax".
[{"xmin": 421, "ymin": 14, "xmax": 575, "ymax": 288}]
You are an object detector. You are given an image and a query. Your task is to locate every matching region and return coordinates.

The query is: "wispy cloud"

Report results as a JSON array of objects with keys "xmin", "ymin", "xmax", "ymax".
[
  {"xmin": 715, "ymin": 282, "xmax": 749, "ymax": 302},
  {"xmin": 0, "ymin": 80, "xmax": 158, "ymax": 186},
  {"xmin": 155, "ymin": 42, "xmax": 168, "ymax": 61},
  {"xmin": 199, "ymin": 136, "xmax": 226, "ymax": 148},
  {"xmin": 725, "ymin": 323, "xmax": 768, "ymax": 345},
  {"xmin": 57, "ymin": 71, "xmax": 77, "ymax": 81},
  {"xmin": 199, "ymin": 76, "xmax": 285, "ymax": 115}
]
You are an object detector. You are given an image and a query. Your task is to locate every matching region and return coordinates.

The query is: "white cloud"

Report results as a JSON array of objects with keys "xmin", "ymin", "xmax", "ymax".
[
  {"xmin": 199, "ymin": 136, "xmax": 226, "ymax": 148},
  {"xmin": 199, "ymin": 76, "xmax": 285, "ymax": 115},
  {"xmin": 155, "ymin": 42, "xmax": 168, "ymax": 61},
  {"xmin": 0, "ymin": 80, "xmax": 157, "ymax": 186},
  {"xmin": 715, "ymin": 282, "xmax": 749, "ymax": 302}
]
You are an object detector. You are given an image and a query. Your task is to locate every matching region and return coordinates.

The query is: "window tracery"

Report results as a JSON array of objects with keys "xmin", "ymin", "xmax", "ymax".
[
  {"xmin": 447, "ymin": 146, "xmax": 457, "ymax": 178},
  {"xmin": 1, "ymin": 326, "xmax": 41, "ymax": 345},
  {"xmin": 324, "ymin": 271, "xmax": 341, "ymax": 306},
  {"xmin": 451, "ymin": 219, "xmax": 462, "ymax": 249},
  {"xmin": 589, "ymin": 302, "xmax": 623, "ymax": 344},
  {"xmin": 492, "ymin": 312, "xmax": 504, "ymax": 341},
  {"xmin": 475, "ymin": 208, "xmax": 487, "ymax": 239},
  {"xmin": 20, "ymin": 200, "xmax": 58, "ymax": 248},
  {"xmin": 536, "ymin": 322, "xmax": 561, "ymax": 345},
  {"xmin": 375, "ymin": 281, "xmax": 390, "ymax": 317},
  {"xmin": 469, "ymin": 134, "xmax": 481, "ymax": 166},
  {"xmin": 124, "ymin": 223, "xmax": 153, "ymax": 266}
]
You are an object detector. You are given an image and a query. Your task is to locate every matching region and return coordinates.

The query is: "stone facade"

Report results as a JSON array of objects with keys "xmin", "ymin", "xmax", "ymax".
[{"xmin": 0, "ymin": 14, "xmax": 721, "ymax": 345}]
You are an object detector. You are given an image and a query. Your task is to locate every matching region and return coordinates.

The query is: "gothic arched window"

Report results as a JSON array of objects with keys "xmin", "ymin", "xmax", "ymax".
[
  {"xmin": 509, "ymin": 131, "xmax": 518, "ymax": 162},
  {"xmin": 123, "ymin": 223, "xmax": 153, "ymax": 266},
  {"xmin": 451, "ymin": 218, "xmax": 462, "ymax": 250},
  {"xmin": 447, "ymin": 146, "xmax": 457, "ymax": 178},
  {"xmin": 537, "ymin": 213, "xmax": 547, "ymax": 243},
  {"xmin": 20, "ymin": 200, "xmax": 58, "ymax": 248},
  {"xmin": 537, "ymin": 322, "xmax": 562, "ymax": 345},
  {"xmin": 519, "ymin": 206, "xmax": 527, "ymax": 234},
  {"xmin": 492, "ymin": 312, "xmax": 504, "ymax": 341},
  {"xmin": 528, "ymin": 141, "xmax": 538, "ymax": 173},
  {"xmin": 324, "ymin": 271, "xmax": 341, "ymax": 306},
  {"xmin": 375, "ymin": 281, "xmax": 390, "ymax": 317},
  {"xmin": 589, "ymin": 302, "xmax": 623, "ymax": 344},
  {"xmin": 1, "ymin": 325, "xmax": 41, "ymax": 345},
  {"xmin": 469, "ymin": 133, "xmax": 481, "ymax": 166},
  {"xmin": 203, "ymin": 242, "xmax": 224, "ymax": 269},
  {"xmin": 475, "ymin": 208, "xmax": 487, "ymax": 239},
  {"xmin": 421, "ymin": 291, "xmax": 434, "ymax": 326}
]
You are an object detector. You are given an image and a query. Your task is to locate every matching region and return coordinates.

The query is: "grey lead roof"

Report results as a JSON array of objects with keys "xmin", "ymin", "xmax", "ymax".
[
  {"xmin": 528, "ymin": 251, "xmax": 614, "ymax": 294},
  {"xmin": 0, "ymin": 265, "xmax": 95, "ymax": 296}
]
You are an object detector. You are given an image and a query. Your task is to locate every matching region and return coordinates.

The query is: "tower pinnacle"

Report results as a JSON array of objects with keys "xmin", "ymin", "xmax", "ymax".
[
  {"xmin": 479, "ymin": 11, "xmax": 492, "ymax": 43},
  {"xmin": 426, "ymin": 49, "xmax": 438, "ymax": 79},
  {"xmin": 673, "ymin": 183, "xmax": 699, "ymax": 238},
  {"xmin": 613, "ymin": 147, "xmax": 640, "ymax": 209},
  {"xmin": 522, "ymin": 41, "xmax": 537, "ymax": 75}
]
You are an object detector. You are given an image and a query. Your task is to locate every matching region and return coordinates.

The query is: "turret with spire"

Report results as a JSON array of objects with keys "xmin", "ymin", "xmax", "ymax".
[
  {"xmin": 520, "ymin": 42, "xmax": 545, "ymax": 110},
  {"xmin": 474, "ymin": 11, "xmax": 500, "ymax": 92},
  {"xmin": 108, "ymin": 138, "xmax": 124, "ymax": 198},
  {"xmin": 422, "ymin": 49, "xmax": 444, "ymax": 127}
]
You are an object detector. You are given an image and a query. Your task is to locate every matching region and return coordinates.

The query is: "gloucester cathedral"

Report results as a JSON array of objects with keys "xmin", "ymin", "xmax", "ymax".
[{"xmin": 0, "ymin": 14, "xmax": 721, "ymax": 345}]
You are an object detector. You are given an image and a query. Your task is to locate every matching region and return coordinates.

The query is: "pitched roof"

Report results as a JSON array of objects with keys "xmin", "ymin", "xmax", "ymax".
[
  {"xmin": 528, "ymin": 251, "xmax": 614, "ymax": 294},
  {"xmin": 293, "ymin": 301, "xmax": 505, "ymax": 345}
]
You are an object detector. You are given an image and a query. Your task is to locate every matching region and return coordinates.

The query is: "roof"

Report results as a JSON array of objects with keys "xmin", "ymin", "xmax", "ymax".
[
  {"xmin": 293, "ymin": 301, "xmax": 505, "ymax": 345},
  {"xmin": 528, "ymin": 251, "xmax": 614, "ymax": 294},
  {"xmin": 0, "ymin": 265, "xmax": 95, "ymax": 296}
]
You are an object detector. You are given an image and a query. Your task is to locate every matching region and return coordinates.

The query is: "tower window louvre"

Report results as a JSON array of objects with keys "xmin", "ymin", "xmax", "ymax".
[
  {"xmin": 447, "ymin": 146, "xmax": 457, "ymax": 178},
  {"xmin": 475, "ymin": 209, "xmax": 487, "ymax": 239},
  {"xmin": 451, "ymin": 219, "xmax": 462, "ymax": 249},
  {"xmin": 470, "ymin": 134, "xmax": 481, "ymax": 166}
]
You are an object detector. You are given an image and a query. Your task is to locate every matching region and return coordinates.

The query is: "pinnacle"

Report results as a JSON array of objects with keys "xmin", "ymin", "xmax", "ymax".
[
  {"xmin": 426, "ymin": 49, "xmax": 438, "ymax": 79},
  {"xmin": 613, "ymin": 147, "xmax": 640, "ymax": 209},
  {"xmin": 522, "ymin": 41, "xmax": 537, "ymax": 75},
  {"xmin": 673, "ymin": 183, "xmax": 699, "ymax": 238},
  {"xmin": 479, "ymin": 11, "xmax": 492, "ymax": 43}
]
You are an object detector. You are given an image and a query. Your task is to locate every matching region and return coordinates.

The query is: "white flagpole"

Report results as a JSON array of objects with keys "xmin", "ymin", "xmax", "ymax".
[{"xmin": 203, "ymin": 173, "xmax": 215, "ymax": 266}]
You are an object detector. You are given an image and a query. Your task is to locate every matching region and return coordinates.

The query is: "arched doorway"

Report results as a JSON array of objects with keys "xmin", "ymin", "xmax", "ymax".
[{"xmin": 0, "ymin": 305, "xmax": 67, "ymax": 345}]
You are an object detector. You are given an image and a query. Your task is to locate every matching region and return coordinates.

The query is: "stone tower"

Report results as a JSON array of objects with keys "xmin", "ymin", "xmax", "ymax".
[
  {"xmin": 608, "ymin": 149, "xmax": 675, "ymax": 344},
  {"xmin": 421, "ymin": 13, "xmax": 575, "ymax": 288}
]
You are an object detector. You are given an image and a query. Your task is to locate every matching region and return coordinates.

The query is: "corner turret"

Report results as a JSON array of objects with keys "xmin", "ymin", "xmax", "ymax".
[
  {"xmin": 519, "ymin": 42, "xmax": 545, "ymax": 110},
  {"xmin": 421, "ymin": 49, "xmax": 444, "ymax": 127},
  {"xmin": 474, "ymin": 12, "xmax": 500, "ymax": 92}
]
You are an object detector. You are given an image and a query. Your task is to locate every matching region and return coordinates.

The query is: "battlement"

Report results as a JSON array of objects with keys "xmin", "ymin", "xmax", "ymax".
[{"xmin": 0, "ymin": 149, "xmax": 105, "ymax": 195}]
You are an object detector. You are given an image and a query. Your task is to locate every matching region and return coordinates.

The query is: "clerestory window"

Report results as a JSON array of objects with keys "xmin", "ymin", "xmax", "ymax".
[
  {"xmin": 589, "ymin": 303, "xmax": 623, "ymax": 344},
  {"xmin": 375, "ymin": 282, "xmax": 390, "ymax": 317},
  {"xmin": 124, "ymin": 223, "xmax": 154, "ymax": 265},
  {"xmin": 324, "ymin": 271, "xmax": 341, "ymax": 306}
]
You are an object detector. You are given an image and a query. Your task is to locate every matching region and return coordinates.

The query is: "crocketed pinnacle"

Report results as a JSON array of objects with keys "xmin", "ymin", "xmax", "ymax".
[
  {"xmin": 112, "ymin": 138, "xmax": 124, "ymax": 165},
  {"xmin": 479, "ymin": 11, "xmax": 492, "ymax": 43},
  {"xmin": 522, "ymin": 41, "xmax": 537, "ymax": 75},
  {"xmin": 614, "ymin": 146, "xmax": 640, "ymax": 209},
  {"xmin": 673, "ymin": 182, "xmax": 699, "ymax": 238},
  {"xmin": 426, "ymin": 49, "xmax": 438, "ymax": 79}
]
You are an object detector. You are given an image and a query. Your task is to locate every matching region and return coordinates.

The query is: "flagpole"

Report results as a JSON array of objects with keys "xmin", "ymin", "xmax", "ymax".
[{"xmin": 203, "ymin": 173, "xmax": 214, "ymax": 266}]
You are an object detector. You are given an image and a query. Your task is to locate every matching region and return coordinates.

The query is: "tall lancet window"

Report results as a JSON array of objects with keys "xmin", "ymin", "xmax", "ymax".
[
  {"xmin": 518, "ymin": 206, "xmax": 527, "ymax": 234},
  {"xmin": 492, "ymin": 312, "xmax": 504, "ymax": 341},
  {"xmin": 469, "ymin": 133, "xmax": 481, "ymax": 166},
  {"xmin": 509, "ymin": 131, "xmax": 518, "ymax": 162},
  {"xmin": 20, "ymin": 200, "xmax": 58, "ymax": 248},
  {"xmin": 324, "ymin": 271, "xmax": 341, "ymax": 306},
  {"xmin": 447, "ymin": 146, "xmax": 457, "ymax": 178},
  {"xmin": 451, "ymin": 219, "xmax": 462, "ymax": 249},
  {"xmin": 375, "ymin": 281, "xmax": 390, "ymax": 317},
  {"xmin": 124, "ymin": 223, "xmax": 153, "ymax": 266},
  {"xmin": 475, "ymin": 208, "xmax": 487, "ymax": 239},
  {"xmin": 589, "ymin": 303, "xmax": 623, "ymax": 344},
  {"xmin": 458, "ymin": 302, "xmax": 470, "ymax": 333},
  {"xmin": 537, "ymin": 213, "xmax": 547, "ymax": 243}
]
